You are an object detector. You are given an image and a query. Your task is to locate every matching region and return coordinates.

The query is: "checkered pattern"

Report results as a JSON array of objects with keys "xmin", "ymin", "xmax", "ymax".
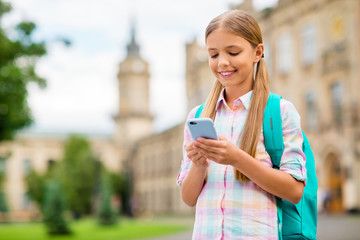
[{"xmin": 177, "ymin": 90, "xmax": 306, "ymax": 240}]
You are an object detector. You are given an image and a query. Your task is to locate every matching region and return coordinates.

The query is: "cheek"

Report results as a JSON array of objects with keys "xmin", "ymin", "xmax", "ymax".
[
  {"xmin": 209, "ymin": 61, "xmax": 218, "ymax": 73},
  {"xmin": 235, "ymin": 59, "xmax": 252, "ymax": 71}
]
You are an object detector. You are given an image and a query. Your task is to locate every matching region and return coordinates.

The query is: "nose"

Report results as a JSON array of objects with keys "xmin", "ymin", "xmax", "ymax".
[{"xmin": 218, "ymin": 54, "xmax": 230, "ymax": 67}]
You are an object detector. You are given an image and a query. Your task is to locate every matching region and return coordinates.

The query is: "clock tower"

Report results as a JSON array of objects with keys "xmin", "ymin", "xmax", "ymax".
[{"xmin": 114, "ymin": 23, "xmax": 153, "ymax": 146}]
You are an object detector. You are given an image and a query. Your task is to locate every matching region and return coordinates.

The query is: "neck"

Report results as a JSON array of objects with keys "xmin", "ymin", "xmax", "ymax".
[{"xmin": 224, "ymin": 84, "xmax": 253, "ymax": 109}]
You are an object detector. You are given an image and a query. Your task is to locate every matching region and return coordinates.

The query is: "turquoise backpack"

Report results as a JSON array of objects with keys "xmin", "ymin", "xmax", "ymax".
[{"xmin": 195, "ymin": 92, "xmax": 318, "ymax": 240}]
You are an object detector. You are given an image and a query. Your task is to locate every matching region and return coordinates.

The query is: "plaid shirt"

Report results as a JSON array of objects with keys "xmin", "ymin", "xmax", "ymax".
[{"xmin": 177, "ymin": 90, "xmax": 307, "ymax": 240}]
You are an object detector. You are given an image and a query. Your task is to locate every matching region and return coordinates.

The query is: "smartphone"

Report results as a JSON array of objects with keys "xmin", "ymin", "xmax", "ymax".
[{"xmin": 186, "ymin": 118, "xmax": 218, "ymax": 141}]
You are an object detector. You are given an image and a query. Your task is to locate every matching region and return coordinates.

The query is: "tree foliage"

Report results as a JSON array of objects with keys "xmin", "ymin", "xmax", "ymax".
[
  {"xmin": 0, "ymin": 156, "xmax": 6, "ymax": 190},
  {"xmin": 0, "ymin": 191, "xmax": 8, "ymax": 212},
  {"xmin": 42, "ymin": 180, "xmax": 71, "ymax": 235},
  {"xmin": 58, "ymin": 135, "xmax": 99, "ymax": 217},
  {"xmin": 108, "ymin": 171, "xmax": 132, "ymax": 216},
  {"xmin": 0, "ymin": 0, "xmax": 47, "ymax": 141},
  {"xmin": 24, "ymin": 169, "xmax": 47, "ymax": 208},
  {"xmin": 0, "ymin": 156, "xmax": 8, "ymax": 218},
  {"xmin": 98, "ymin": 176, "xmax": 117, "ymax": 226}
]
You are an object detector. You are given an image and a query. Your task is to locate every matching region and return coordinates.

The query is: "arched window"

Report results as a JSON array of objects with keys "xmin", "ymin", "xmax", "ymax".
[
  {"xmin": 277, "ymin": 32, "xmax": 292, "ymax": 74},
  {"xmin": 306, "ymin": 90, "xmax": 318, "ymax": 130},
  {"xmin": 331, "ymin": 82, "xmax": 343, "ymax": 126},
  {"xmin": 302, "ymin": 24, "xmax": 316, "ymax": 65},
  {"xmin": 23, "ymin": 158, "xmax": 31, "ymax": 175}
]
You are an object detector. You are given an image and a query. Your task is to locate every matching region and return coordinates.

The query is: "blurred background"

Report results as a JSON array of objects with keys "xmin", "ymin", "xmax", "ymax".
[{"xmin": 0, "ymin": 0, "xmax": 359, "ymax": 239}]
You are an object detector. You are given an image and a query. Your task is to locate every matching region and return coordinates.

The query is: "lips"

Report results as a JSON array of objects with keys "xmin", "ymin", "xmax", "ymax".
[{"xmin": 218, "ymin": 70, "xmax": 237, "ymax": 78}]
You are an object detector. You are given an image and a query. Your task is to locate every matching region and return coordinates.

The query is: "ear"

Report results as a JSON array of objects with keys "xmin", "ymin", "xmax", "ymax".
[{"xmin": 253, "ymin": 44, "xmax": 264, "ymax": 63}]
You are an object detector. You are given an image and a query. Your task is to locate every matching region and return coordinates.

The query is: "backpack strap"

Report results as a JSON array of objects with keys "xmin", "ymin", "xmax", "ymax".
[
  {"xmin": 263, "ymin": 92, "xmax": 284, "ymax": 240},
  {"xmin": 263, "ymin": 93, "xmax": 284, "ymax": 168},
  {"xmin": 195, "ymin": 104, "xmax": 205, "ymax": 118}
]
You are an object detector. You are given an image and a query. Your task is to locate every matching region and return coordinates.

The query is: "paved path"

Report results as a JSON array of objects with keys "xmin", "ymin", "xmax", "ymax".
[
  {"xmin": 317, "ymin": 214, "xmax": 360, "ymax": 240},
  {"xmin": 140, "ymin": 230, "xmax": 192, "ymax": 240},
  {"xmin": 139, "ymin": 214, "xmax": 360, "ymax": 240}
]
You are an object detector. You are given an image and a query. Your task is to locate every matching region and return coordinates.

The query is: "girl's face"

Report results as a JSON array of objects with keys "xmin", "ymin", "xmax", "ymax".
[{"xmin": 206, "ymin": 28, "xmax": 262, "ymax": 93}]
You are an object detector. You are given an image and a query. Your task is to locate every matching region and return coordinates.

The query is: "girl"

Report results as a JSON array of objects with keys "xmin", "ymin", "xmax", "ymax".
[{"xmin": 177, "ymin": 10, "xmax": 306, "ymax": 240}]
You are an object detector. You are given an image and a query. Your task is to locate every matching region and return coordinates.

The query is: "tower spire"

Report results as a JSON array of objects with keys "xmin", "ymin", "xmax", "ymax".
[{"xmin": 126, "ymin": 19, "xmax": 140, "ymax": 57}]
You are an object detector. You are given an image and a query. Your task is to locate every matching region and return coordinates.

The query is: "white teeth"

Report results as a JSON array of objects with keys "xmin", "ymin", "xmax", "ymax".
[{"xmin": 221, "ymin": 72, "xmax": 233, "ymax": 76}]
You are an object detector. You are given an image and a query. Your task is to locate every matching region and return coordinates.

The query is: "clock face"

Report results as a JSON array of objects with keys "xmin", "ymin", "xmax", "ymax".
[{"xmin": 132, "ymin": 60, "xmax": 145, "ymax": 73}]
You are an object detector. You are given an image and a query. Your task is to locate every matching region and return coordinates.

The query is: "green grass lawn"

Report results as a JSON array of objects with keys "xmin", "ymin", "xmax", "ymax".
[{"xmin": 0, "ymin": 217, "xmax": 190, "ymax": 240}]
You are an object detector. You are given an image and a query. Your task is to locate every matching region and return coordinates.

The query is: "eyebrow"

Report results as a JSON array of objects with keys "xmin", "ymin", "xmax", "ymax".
[{"xmin": 208, "ymin": 45, "xmax": 240, "ymax": 51}]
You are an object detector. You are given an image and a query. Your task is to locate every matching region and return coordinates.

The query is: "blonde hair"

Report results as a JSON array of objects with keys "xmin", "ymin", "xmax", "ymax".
[{"xmin": 202, "ymin": 10, "xmax": 270, "ymax": 182}]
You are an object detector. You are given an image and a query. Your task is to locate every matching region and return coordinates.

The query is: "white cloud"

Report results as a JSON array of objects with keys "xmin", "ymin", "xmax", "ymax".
[
  {"xmin": 28, "ymin": 42, "xmax": 118, "ymax": 133},
  {"xmin": 5, "ymin": 0, "xmax": 278, "ymax": 134}
]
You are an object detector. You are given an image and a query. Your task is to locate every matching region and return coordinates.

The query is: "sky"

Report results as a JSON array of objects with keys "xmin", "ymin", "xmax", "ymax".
[{"xmin": 3, "ymin": 0, "xmax": 277, "ymax": 135}]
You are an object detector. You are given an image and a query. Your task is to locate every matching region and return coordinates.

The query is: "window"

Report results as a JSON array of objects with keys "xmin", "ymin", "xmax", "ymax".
[
  {"xmin": 302, "ymin": 24, "xmax": 316, "ymax": 65},
  {"xmin": 22, "ymin": 192, "xmax": 31, "ymax": 210},
  {"xmin": 306, "ymin": 91, "xmax": 318, "ymax": 130},
  {"xmin": 47, "ymin": 159, "xmax": 55, "ymax": 171},
  {"xmin": 277, "ymin": 33, "xmax": 293, "ymax": 74},
  {"xmin": 23, "ymin": 159, "xmax": 31, "ymax": 175},
  {"xmin": 331, "ymin": 82, "xmax": 343, "ymax": 125}
]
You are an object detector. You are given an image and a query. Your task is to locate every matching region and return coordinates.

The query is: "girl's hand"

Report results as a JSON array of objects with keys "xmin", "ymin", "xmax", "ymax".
[
  {"xmin": 186, "ymin": 142, "xmax": 209, "ymax": 169},
  {"xmin": 194, "ymin": 136, "xmax": 239, "ymax": 166}
]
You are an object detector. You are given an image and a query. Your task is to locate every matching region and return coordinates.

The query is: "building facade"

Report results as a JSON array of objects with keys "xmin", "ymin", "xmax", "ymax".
[{"xmin": 129, "ymin": 124, "xmax": 190, "ymax": 215}]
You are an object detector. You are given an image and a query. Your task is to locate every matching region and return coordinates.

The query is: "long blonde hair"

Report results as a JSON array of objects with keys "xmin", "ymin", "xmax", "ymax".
[{"xmin": 202, "ymin": 10, "xmax": 270, "ymax": 182}]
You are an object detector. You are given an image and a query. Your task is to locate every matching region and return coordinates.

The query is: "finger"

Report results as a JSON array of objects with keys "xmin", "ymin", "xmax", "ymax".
[
  {"xmin": 195, "ymin": 154, "xmax": 209, "ymax": 166},
  {"xmin": 194, "ymin": 141, "xmax": 222, "ymax": 155},
  {"xmin": 202, "ymin": 151, "xmax": 221, "ymax": 163},
  {"xmin": 186, "ymin": 148, "xmax": 199, "ymax": 159},
  {"xmin": 194, "ymin": 147, "xmax": 220, "ymax": 161},
  {"xmin": 196, "ymin": 146, "xmax": 221, "ymax": 159},
  {"xmin": 193, "ymin": 152, "xmax": 207, "ymax": 164},
  {"xmin": 186, "ymin": 143, "xmax": 196, "ymax": 152},
  {"xmin": 197, "ymin": 137, "xmax": 223, "ymax": 148},
  {"xmin": 189, "ymin": 148, "xmax": 207, "ymax": 162},
  {"xmin": 195, "ymin": 154, "xmax": 206, "ymax": 164},
  {"xmin": 218, "ymin": 136, "xmax": 226, "ymax": 140}
]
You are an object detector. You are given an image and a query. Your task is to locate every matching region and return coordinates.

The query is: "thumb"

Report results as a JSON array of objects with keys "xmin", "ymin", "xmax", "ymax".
[{"xmin": 218, "ymin": 136, "xmax": 227, "ymax": 141}]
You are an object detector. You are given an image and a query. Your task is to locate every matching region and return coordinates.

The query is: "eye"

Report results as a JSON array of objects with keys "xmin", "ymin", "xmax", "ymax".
[
  {"xmin": 210, "ymin": 54, "xmax": 218, "ymax": 59},
  {"xmin": 229, "ymin": 52, "xmax": 240, "ymax": 56}
]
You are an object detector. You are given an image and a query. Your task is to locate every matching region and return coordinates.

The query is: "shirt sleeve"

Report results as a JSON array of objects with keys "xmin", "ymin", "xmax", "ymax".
[
  {"xmin": 176, "ymin": 106, "xmax": 199, "ymax": 187},
  {"xmin": 279, "ymin": 99, "xmax": 307, "ymax": 183}
]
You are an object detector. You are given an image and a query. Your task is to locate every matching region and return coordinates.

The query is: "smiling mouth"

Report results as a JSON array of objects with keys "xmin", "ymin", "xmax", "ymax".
[{"xmin": 218, "ymin": 70, "xmax": 237, "ymax": 78}]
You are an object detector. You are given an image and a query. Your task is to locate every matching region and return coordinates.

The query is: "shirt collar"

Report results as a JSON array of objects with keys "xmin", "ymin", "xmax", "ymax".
[{"xmin": 216, "ymin": 88, "xmax": 253, "ymax": 110}]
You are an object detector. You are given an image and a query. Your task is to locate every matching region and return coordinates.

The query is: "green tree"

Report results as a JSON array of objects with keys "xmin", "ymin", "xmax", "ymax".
[
  {"xmin": 108, "ymin": 171, "xmax": 132, "ymax": 216},
  {"xmin": 0, "ymin": 156, "xmax": 6, "ymax": 189},
  {"xmin": 25, "ymin": 158, "xmax": 58, "ymax": 209},
  {"xmin": 0, "ymin": 0, "xmax": 47, "ymax": 141},
  {"xmin": 59, "ymin": 135, "xmax": 99, "ymax": 217},
  {"xmin": 24, "ymin": 169, "xmax": 47, "ymax": 208},
  {"xmin": 0, "ymin": 157, "xmax": 8, "ymax": 221},
  {"xmin": 42, "ymin": 180, "xmax": 71, "ymax": 235},
  {"xmin": 0, "ymin": 191, "xmax": 8, "ymax": 222},
  {"xmin": 0, "ymin": 191, "xmax": 8, "ymax": 212},
  {"xmin": 98, "ymin": 175, "xmax": 117, "ymax": 226}
]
